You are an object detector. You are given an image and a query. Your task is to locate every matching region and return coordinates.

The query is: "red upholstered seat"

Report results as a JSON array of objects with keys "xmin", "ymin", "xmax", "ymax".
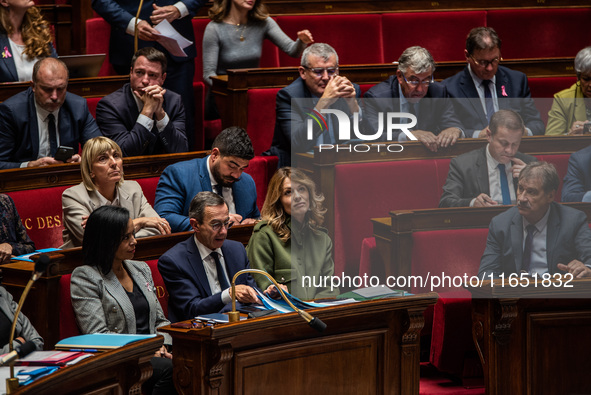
[
  {"xmin": 245, "ymin": 156, "xmax": 279, "ymax": 210},
  {"xmin": 86, "ymin": 97, "xmax": 100, "ymax": 119},
  {"xmin": 85, "ymin": 18, "xmax": 116, "ymax": 76},
  {"xmin": 146, "ymin": 259, "xmax": 169, "ymax": 319},
  {"xmin": 382, "ymin": 11, "xmax": 486, "ymax": 62},
  {"xmin": 333, "ymin": 160, "xmax": 445, "ymax": 278},
  {"xmin": 59, "ymin": 274, "xmax": 81, "ymax": 340},
  {"xmin": 486, "ymin": 9, "xmax": 591, "ymax": 59},
  {"xmin": 7, "ymin": 186, "xmax": 70, "ymax": 249},
  {"xmin": 275, "ymin": 14, "xmax": 384, "ymax": 67},
  {"xmin": 246, "ymin": 88, "xmax": 281, "ymax": 156},
  {"xmin": 134, "ymin": 177, "xmax": 160, "ymax": 206}
]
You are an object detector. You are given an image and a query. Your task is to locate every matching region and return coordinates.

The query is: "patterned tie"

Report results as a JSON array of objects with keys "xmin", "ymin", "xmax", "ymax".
[
  {"xmin": 482, "ymin": 79, "xmax": 495, "ymax": 123},
  {"xmin": 210, "ymin": 252, "xmax": 230, "ymax": 290},
  {"xmin": 47, "ymin": 113, "xmax": 57, "ymax": 157},
  {"xmin": 214, "ymin": 184, "xmax": 224, "ymax": 197},
  {"xmin": 498, "ymin": 163, "xmax": 512, "ymax": 205},
  {"xmin": 521, "ymin": 225, "xmax": 537, "ymax": 273}
]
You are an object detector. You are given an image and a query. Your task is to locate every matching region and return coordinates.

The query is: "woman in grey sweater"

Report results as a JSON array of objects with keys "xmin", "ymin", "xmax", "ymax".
[{"xmin": 202, "ymin": 0, "xmax": 313, "ymax": 118}]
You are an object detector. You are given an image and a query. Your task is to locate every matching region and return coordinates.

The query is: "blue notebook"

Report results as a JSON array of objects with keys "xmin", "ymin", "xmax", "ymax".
[{"xmin": 55, "ymin": 334, "xmax": 156, "ymax": 350}]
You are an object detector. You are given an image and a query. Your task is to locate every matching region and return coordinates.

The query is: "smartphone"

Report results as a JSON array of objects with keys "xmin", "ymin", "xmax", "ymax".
[
  {"xmin": 583, "ymin": 123, "xmax": 591, "ymax": 134},
  {"xmin": 54, "ymin": 146, "xmax": 75, "ymax": 162}
]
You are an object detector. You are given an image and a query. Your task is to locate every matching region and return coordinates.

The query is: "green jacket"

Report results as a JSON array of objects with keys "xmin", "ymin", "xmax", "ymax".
[
  {"xmin": 545, "ymin": 82, "xmax": 587, "ymax": 135},
  {"xmin": 246, "ymin": 217, "xmax": 339, "ymax": 300}
]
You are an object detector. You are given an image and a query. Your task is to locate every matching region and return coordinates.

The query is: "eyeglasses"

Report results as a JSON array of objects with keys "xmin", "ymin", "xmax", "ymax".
[
  {"xmin": 401, "ymin": 73, "xmax": 434, "ymax": 87},
  {"xmin": 304, "ymin": 66, "xmax": 339, "ymax": 77},
  {"xmin": 210, "ymin": 220, "xmax": 233, "ymax": 232},
  {"xmin": 470, "ymin": 55, "xmax": 501, "ymax": 68}
]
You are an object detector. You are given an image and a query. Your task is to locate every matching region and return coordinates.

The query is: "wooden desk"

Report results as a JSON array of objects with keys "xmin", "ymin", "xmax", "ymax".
[
  {"xmin": 161, "ymin": 294, "xmax": 437, "ymax": 395},
  {"xmin": 371, "ymin": 203, "xmax": 591, "ymax": 281},
  {"xmin": 466, "ymin": 278, "xmax": 591, "ymax": 395},
  {"xmin": 1, "ymin": 224, "xmax": 253, "ymax": 349},
  {"xmin": 14, "ymin": 336, "xmax": 163, "ymax": 394},
  {"xmin": 0, "ymin": 76, "xmax": 127, "ymax": 103}
]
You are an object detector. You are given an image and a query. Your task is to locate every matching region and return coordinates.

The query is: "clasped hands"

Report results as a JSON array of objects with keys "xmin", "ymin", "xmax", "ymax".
[
  {"xmin": 317, "ymin": 75, "xmax": 359, "ymax": 112},
  {"xmin": 134, "ymin": 85, "xmax": 166, "ymax": 121}
]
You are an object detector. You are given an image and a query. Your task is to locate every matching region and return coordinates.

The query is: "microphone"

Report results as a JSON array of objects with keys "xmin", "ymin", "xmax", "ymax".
[
  {"xmin": 227, "ymin": 269, "xmax": 326, "ymax": 332},
  {"xmin": 6, "ymin": 254, "xmax": 49, "ymax": 393},
  {"xmin": 0, "ymin": 341, "xmax": 36, "ymax": 367}
]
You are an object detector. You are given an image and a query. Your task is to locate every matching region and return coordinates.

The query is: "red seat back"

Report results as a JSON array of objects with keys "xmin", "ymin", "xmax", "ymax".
[
  {"xmin": 275, "ymin": 14, "xmax": 384, "ymax": 67},
  {"xmin": 145, "ymin": 259, "xmax": 169, "ymax": 318},
  {"xmin": 135, "ymin": 177, "xmax": 160, "ymax": 207},
  {"xmin": 85, "ymin": 18, "xmax": 116, "ymax": 76},
  {"xmin": 7, "ymin": 186, "xmax": 70, "ymax": 249},
  {"xmin": 59, "ymin": 274, "xmax": 81, "ymax": 340},
  {"xmin": 246, "ymin": 88, "xmax": 281, "ymax": 156},
  {"xmin": 382, "ymin": 11, "xmax": 486, "ymax": 62}
]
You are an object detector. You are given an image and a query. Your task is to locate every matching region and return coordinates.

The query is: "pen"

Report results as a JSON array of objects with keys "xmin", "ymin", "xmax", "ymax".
[{"xmin": 68, "ymin": 348, "xmax": 98, "ymax": 352}]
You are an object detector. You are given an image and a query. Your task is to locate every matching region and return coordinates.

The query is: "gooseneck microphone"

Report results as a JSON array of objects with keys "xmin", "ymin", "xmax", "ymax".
[
  {"xmin": 0, "ymin": 341, "xmax": 37, "ymax": 367},
  {"xmin": 227, "ymin": 269, "xmax": 327, "ymax": 332},
  {"xmin": 6, "ymin": 254, "xmax": 50, "ymax": 394}
]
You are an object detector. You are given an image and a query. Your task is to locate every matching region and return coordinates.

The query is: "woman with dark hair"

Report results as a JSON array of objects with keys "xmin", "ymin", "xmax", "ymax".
[
  {"xmin": 202, "ymin": 0, "xmax": 313, "ymax": 119},
  {"xmin": 70, "ymin": 206, "xmax": 176, "ymax": 395},
  {"xmin": 0, "ymin": 193, "xmax": 34, "ymax": 264},
  {"xmin": 0, "ymin": 0, "xmax": 56, "ymax": 82},
  {"xmin": 247, "ymin": 167, "xmax": 338, "ymax": 299}
]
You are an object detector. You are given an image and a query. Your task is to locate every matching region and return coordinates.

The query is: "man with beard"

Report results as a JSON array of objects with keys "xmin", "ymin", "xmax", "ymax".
[
  {"xmin": 154, "ymin": 126, "xmax": 259, "ymax": 232},
  {"xmin": 479, "ymin": 161, "xmax": 591, "ymax": 279}
]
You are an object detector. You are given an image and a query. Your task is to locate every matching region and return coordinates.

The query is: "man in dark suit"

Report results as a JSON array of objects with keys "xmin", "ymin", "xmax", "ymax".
[
  {"xmin": 561, "ymin": 144, "xmax": 591, "ymax": 202},
  {"xmin": 96, "ymin": 47, "xmax": 187, "ymax": 157},
  {"xmin": 158, "ymin": 192, "xmax": 260, "ymax": 321},
  {"xmin": 479, "ymin": 161, "xmax": 591, "ymax": 279},
  {"xmin": 0, "ymin": 58, "xmax": 100, "ymax": 169},
  {"xmin": 440, "ymin": 110, "xmax": 535, "ymax": 207},
  {"xmin": 154, "ymin": 126, "xmax": 259, "ymax": 232},
  {"xmin": 92, "ymin": 0, "xmax": 206, "ymax": 150},
  {"xmin": 363, "ymin": 46, "xmax": 463, "ymax": 152},
  {"xmin": 269, "ymin": 43, "xmax": 361, "ymax": 167},
  {"xmin": 443, "ymin": 27, "xmax": 544, "ymax": 137}
]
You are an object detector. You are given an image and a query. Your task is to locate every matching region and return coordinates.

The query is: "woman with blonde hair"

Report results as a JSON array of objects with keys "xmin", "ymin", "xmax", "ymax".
[
  {"xmin": 202, "ymin": 0, "xmax": 313, "ymax": 119},
  {"xmin": 61, "ymin": 136, "xmax": 170, "ymax": 248},
  {"xmin": 247, "ymin": 167, "xmax": 338, "ymax": 299},
  {"xmin": 0, "ymin": 0, "xmax": 56, "ymax": 82}
]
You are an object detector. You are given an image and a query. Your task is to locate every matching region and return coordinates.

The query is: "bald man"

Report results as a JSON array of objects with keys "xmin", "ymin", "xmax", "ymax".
[{"xmin": 0, "ymin": 57, "xmax": 101, "ymax": 169}]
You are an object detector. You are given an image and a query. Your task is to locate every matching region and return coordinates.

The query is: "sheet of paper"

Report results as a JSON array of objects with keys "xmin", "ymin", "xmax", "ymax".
[
  {"xmin": 153, "ymin": 19, "xmax": 192, "ymax": 57},
  {"xmin": 352, "ymin": 286, "xmax": 404, "ymax": 298}
]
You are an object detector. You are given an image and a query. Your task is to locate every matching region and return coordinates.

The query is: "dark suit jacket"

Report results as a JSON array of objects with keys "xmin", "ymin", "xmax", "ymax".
[
  {"xmin": 439, "ymin": 147, "xmax": 536, "ymax": 207},
  {"xmin": 0, "ymin": 88, "xmax": 101, "ymax": 169},
  {"xmin": 0, "ymin": 34, "xmax": 57, "ymax": 82},
  {"xmin": 362, "ymin": 76, "xmax": 463, "ymax": 140},
  {"xmin": 158, "ymin": 237, "xmax": 257, "ymax": 322},
  {"xmin": 96, "ymin": 83, "xmax": 187, "ymax": 156},
  {"xmin": 443, "ymin": 66, "xmax": 545, "ymax": 136},
  {"xmin": 478, "ymin": 202, "xmax": 591, "ymax": 278},
  {"xmin": 153, "ymin": 156, "xmax": 260, "ymax": 232},
  {"xmin": 562, "ymin": 144, "xmax": 591, "ymax": 202},
  {"xmin": 91, "ymin": 0, "xmax": 205, "ymax": 69},
  {"xmin": 270, "ymin": 76, "xmax": 361, "ymax": 167}
]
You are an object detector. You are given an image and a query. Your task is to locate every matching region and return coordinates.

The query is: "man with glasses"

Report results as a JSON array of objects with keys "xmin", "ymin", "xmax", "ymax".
[
  {"xmin": 269, "ymin": 43, "xmax": 361, "ymax": 167},
  {"xmin": 443, "ymin": 27, "xmax": 544, "ymax": 137},
  {"xmin": 363, "ymin": 46, "xmax": 463, "ymax": 152},
  {"xmin": 154, "ymin": 126, "xmax": 260, "ymax": 233},
  {"xmin": 158, "ymin": 191, "xmax": 261, "ymax": 321}
]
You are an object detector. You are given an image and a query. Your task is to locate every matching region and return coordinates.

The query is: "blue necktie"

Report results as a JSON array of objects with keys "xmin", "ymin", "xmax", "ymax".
[
  {"xmin": 48, "ymin": 113, "xmax": 57, "ymax": 157},
  {"xmin": 214, "ymin": 184, "xmax": 224, "ymax": 197},
  {"xmin": 498, "ymin": 163, "xmax": 512, "ymax": 205},
  {"xmin": 522, "ymin": 225, "xmax": 537, "ymax": 273},
  {"xmin": 482, "ymin": 79, "xmax": 495, "ymax": 123},
  {"xmin": 210, "ymin": 252, "xmax": 230, "ymax": 291}
]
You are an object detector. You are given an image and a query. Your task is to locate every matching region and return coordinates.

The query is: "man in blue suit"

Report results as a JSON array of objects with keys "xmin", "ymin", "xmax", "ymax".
[
  {"xmin": 96, "ymin": 47, "xmax": 188, "ymax": 156},
  {"xmin": 158, "ymin": 192, "xmax": 260, "ymax": 321},
  {"xmin": 561, "ymin": 144, "xmax": 591, "ymax": 202},
  {"xmin": 0, "ymin": 58, "xmax": 100, "ymax": 169},
  {"xmin": 154, "ymin": 126, "xmax": 260, "ymax": 232},
  {"xmin": 443, "ymin": 27, "xmax": 544, "ymax": 137},
  {"xmin": 363, "ymin": 46, "xmax": 463, "ymax": 152},
  {"xmin": 92, "ymin": 0, "xmax": 206, "ymax": 149},
  {"xmin": 269, "ymin": 43, "xmax": 361, "ymax": 167}
]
